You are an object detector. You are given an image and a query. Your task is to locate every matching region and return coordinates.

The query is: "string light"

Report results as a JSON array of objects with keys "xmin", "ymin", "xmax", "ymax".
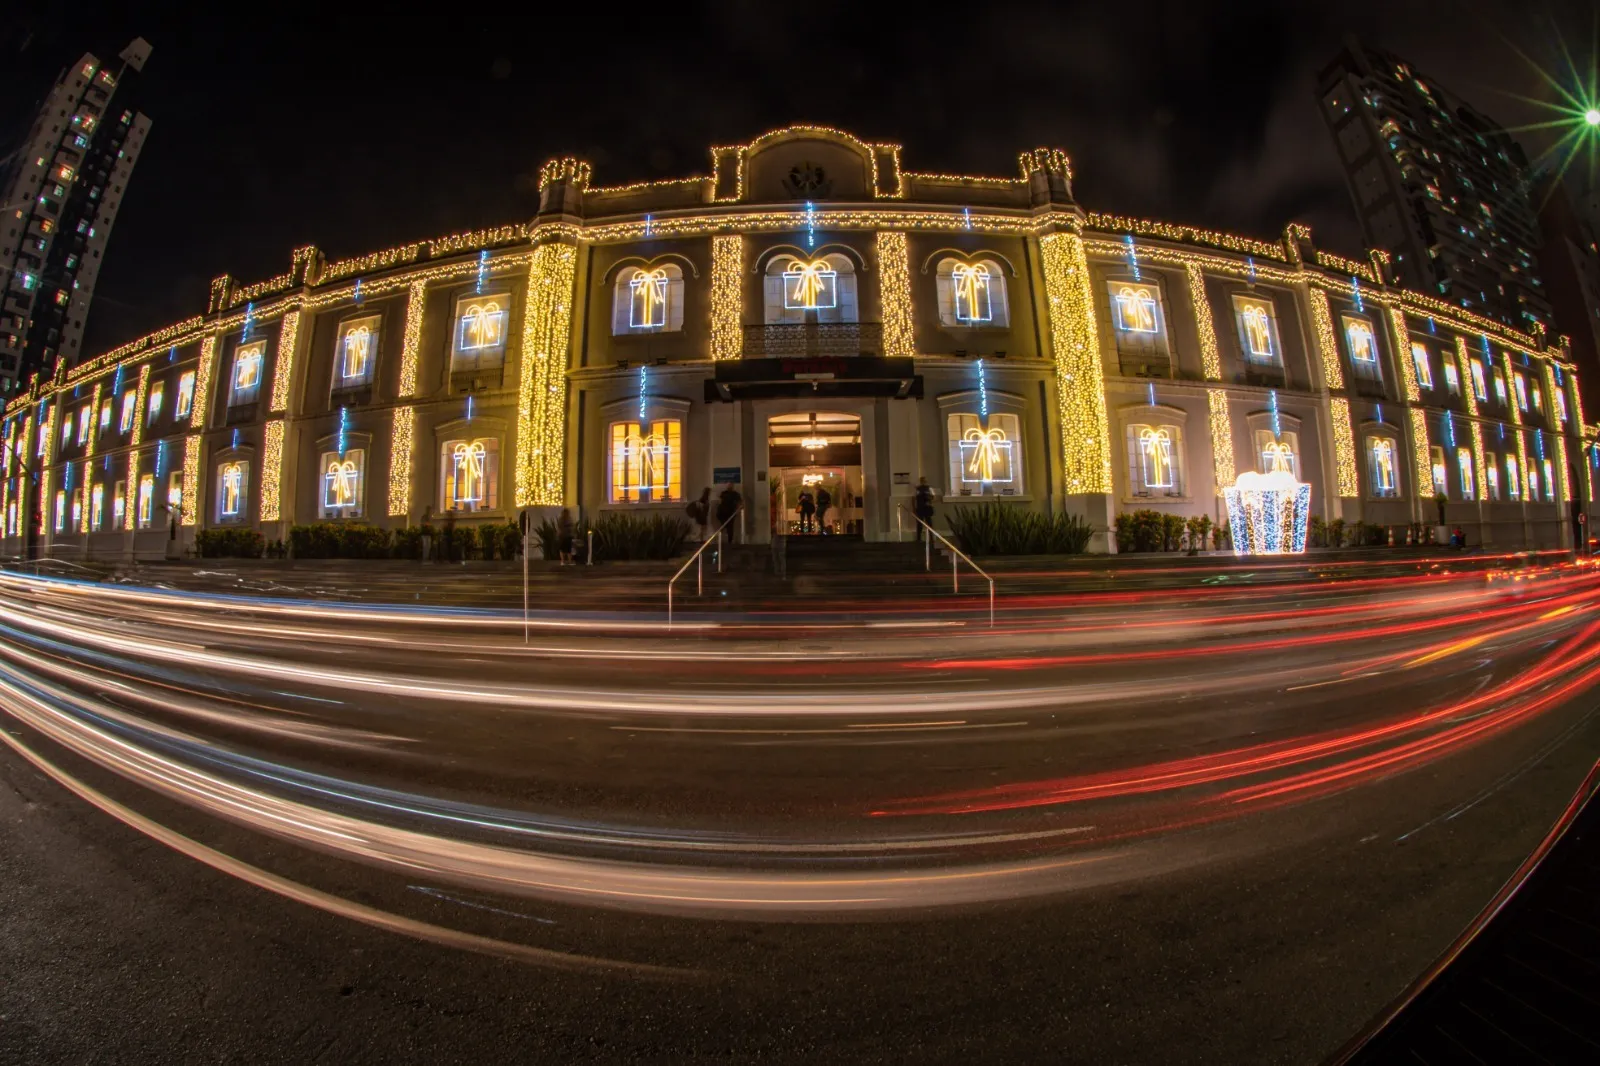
[
  {"xmin": 260, "ymin": 420, "xmax": 284, "ymax": 521},
  {"xmin": 537, "ymin": 157, "xmax": 593, "ymax": 191},
  {"xmin": 268, "ymin": 310, "xmax": 300, "ymax": 411},
  {"xmin": 1124, "ymin": 235, "xmax": 1141, "ymax": 280},
  {"xmin": 638, "ymin": 365, "xmax": 648, "ymax": 422},
  {"xmin": 1307, "ymin": 288, "xmax": 1346, "ymax": 390},
  {"xmin": 710, "ymin": 235, "xmax": 743, "ymax": 361},
  {"xmin": 514, "ymin": 240, "xmax": 576, "ymax": 507},
  {"xmin": 1082, "ymin": 213, "xmax": 1283, "ymax": 259},
  {"xmin": 122, "ymin": 449, "xmax": 139, "ymax": 532},
  {"xmin": 805, "ymin": 201, "xmax": 817, "ymax": 249},
  {"xmin": 387, "ymin": 406, "xmax": 414, "ymax": 517},
  {"xmin": 129, "ymin": 365, "xmax": 151, "ymax": 448},
  {"xmin": 337, "ymin": 406, "xmax": 350, "ymax": 457},
  {"xmin": 875, "ymin": 231, "xmax": 915, "ymax": 358},
  {"xmin": 1208, "ymin": 391, "xmax": 1236, "ymax": 494},
  {"xmin": 1501, "ymin": 351, "xmax": 1528, "ymax": 487},
  {"xmin": 242, "ymin": 302, "xmax": 255, "ymax": 341},
  {"xmin": 1040, "ymin": 232, "xmax": 1112, "ymax": 494},
  {"xmin": 476, "ymin": 250, "xmax": 489, "ymax": 294},
  {"xmin": 190, "ymin": 336, "xmax": 217, "ymax": 429},
  {"xmin": 397, "ymin": 281, "xmax": 425, "ymax": 398},
  {"xmin": 321, "ymin": 243, "xmax": 421, "ymax": 284},
  {"xmin": 1329, "ymin": 397, "xmax": 1359, "ymax": 498},
  {"xmin": 1246, "ymin": 256, "xmax": 1257, "ymax": 285},
  {"xmin": 1182, "ymin": 263, "xmax": 1223, "ymax": 382},
  {"xmin": 963, "ymin": 207, "xmax": 973, "ymax": 231},
  {"xmin": 1453, "ymin": 336, "xmax": 1490, "ymax": 499}
]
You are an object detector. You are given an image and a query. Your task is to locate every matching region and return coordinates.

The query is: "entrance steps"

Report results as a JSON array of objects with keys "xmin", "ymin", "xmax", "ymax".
[{"xmin": 722, "ymin": 535, "xmax": 933, "ymax": 575}]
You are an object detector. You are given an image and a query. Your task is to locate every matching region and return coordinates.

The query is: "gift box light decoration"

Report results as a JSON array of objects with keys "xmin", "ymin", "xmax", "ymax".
[{"xmin": 1224, "ymin": 444, "xmax": 1310, "ymax": 555}]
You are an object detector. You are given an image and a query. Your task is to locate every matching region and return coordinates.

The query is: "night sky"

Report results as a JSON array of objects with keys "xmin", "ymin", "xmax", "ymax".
[{"xmin": 2, "ymin": 2, "xmax": 1594, "ymax": 356}]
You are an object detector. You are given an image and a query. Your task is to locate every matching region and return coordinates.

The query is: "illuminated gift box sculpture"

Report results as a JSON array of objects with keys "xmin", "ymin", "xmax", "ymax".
[{"xmin": 1224, "ymin": 469, "xmax": 1311, "ymax": 555}]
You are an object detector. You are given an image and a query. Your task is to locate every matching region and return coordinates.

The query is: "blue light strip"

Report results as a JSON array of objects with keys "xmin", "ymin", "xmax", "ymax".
[
  {"xmin": 465, "ymin": 395, "xmax": 473, "ymax": 423},
  {"xmin": 1351, "ymin": 277, "xmax": 1363, "ymax": 312},
  {"xmin": 243, "ymin": 302, "xmax": 255, "ymax": 340},
  {"xmin": 1269, "ymin": 389, "xmax": 1281, "ymax": 438},
  {"xmin": 963, "ymin": 207, "xmax": 973, "ymax": 231},
  {"xmin": 1125, "ymin": 235, "xmax": 1140, "ymax": 281},
  {"xmin": 476, "ymin": 251, "xmax": 488, "ymax": 295},
  {"xmin": 1247, "ymin": 256, "xmax": 1257, "ymax": 285},
  {"xmin": 337, "ymin": 406, "xmax": 349, "ymax": 457},
  {"xmin": 644, "ymin": 214, "xmax": 653, "ymax": 238},
  {"xmin": 977, "ymin": 358, "xmax": 989, "ymax": 419},
  {"xmin": 1147, "ymin": 381, "xmax": 1156, "ymax": 408},
  {"xmin": 1443, "ymin": 409, "xmax": 1456, "ymax": 448},
  {"xmin": 638, "ymin": 365, "xmax": 648, "ymax": 422},
  {"xmin": 805, "ymin": 201, "xmax": 817, "ymax": 249}
]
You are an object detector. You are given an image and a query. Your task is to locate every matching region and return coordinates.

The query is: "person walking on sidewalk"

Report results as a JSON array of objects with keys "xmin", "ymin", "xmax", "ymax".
[{"xmin": 913, "ymin": 477, "xmax": 935, "ymax": 541}]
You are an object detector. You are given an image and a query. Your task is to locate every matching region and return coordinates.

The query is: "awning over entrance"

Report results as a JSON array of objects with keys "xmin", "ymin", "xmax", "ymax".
[{"xmin": 705, "ymin": 357, "xmax": 923, "ymax": 402}]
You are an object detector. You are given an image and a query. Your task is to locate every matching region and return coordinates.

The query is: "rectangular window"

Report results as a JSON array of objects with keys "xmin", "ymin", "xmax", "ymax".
[
  {"xmin": 217, "ymin": 460, "xmax": 249, "ymax": 521},
  {"xmin": 1513, "ymin": 373, "xmax": 1528, "ymax": 411},
  {"xmin": 1492, "ymin": 370, "xmax": 1507, "ymax": 406},
  {"xmin": 947, "ymin": 412, "xmax": 1022, "ymax": 496},
  {"xmin": 231, "ymin": 341, "xmax": 265, "ymax": 405},
  {"xmin": 137, "ymin": 473, "xmax": 154, "ymax": 528},
  {"xmin": 1343, "ymin": 316, "xmax": 1378, "ymax": 364},
  {"xmin": 608, "ymin": 421, "xmax": 682, "ymax": 504},
  {"xmin": 1556, "ymin": 388, "xmax": 1569, "ymax": 423},
  {"xmin": 1430, "ymin": 446, "xmax": 1447, "ymax": 496},
  {"xmin": 337, "ymin": 315, "xmax": 380, "ymax": 385},
  {"xmin": 1530, "ymin": 384, "xmax": 1541, "ymax": 415},
  {"xmin": 90, "ymin": 484, "xmax": 104, "ymax": 530},
  {"xmin": 99, "ymin": 399, "xmax": 112, "ymax": 429},
  {"xmin": 61, "ymin": 416, "xmax": 73, "ymax": 446},
  {"xmin": 1110, "ymin": 282, "xmax": 1162, "ymax": 335},
  {"xmin": 113, "ymin": 483, "xmax": 126, "ymax": 528},
  {"xmin": 1470, "ymin": 361, "xmax": 1487, "ymax": 401},
  {"xmin": 442, "ymin": 438, "xmax": 502, "ymax": 512},
  {"xmin": 452, "ymin": 294, "xmax": 510, "ymax": 369},
  {"xmin": 119, "ymin": 391, "xmax": 136, "ymax": 432},
  {"xmin": 1232, "ymin": 295, "xmax": 1281, "ymax": 365},
  {"xmin": 53, "ymin": 491, "xmax": 66, "ymax": 533},
  {"xmin": 782, "ymin": 262, "xmax": 839, "ymax": 310},
  {"xmin": 1527, "ymin": 462, "xmax": 1540, "ymax": 502},
  {"xmin": 1486, "ymin": 461, "xmax": 1500, "ymax": 501},
  {"xmin": 1505, "ymin": 455, "xmax": 1520, "ymax": 500},
  {"xmin": 167, "ymin": 471, "xmax": 183, "ymax": 511},
  {"xmin": 1410, "ymin": 342, "xmax": 1433, "ymax": 389},
  {"xmin": 1543, "ymin": 459, "xmax": 1554, "ymax": 501},
  {"xmin": 147, "ymin": 382, "xmax": 164, "ymax": 425},
  {"xmin": 77, "ymin": 405, "xmax": 91, "ymax": 443},
  {"xmin": 319, "ymin": 448, "xmax": 365, "ymax": 518},
  {"xmin": 175, "ymin": 371, "xmax": 195, "ymax": 418},
  {"xmin": 1457, "ymin": 448, "xmax": 1475, "ymax": 500}
]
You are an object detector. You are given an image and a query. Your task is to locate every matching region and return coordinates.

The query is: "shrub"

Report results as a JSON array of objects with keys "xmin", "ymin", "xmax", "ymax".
[
  {"xmin": 531, "ymin": 517, "xmax": 561, "ymax": 561},
  {"xmin": 1309, "ymin": 514, "xmax": 1328, "ymax": 548},
  {"xmin": 1215, "ymin": 518, "xmax": 1233, "ymax": 552},
  {"xmin": 591, "ymin": 512, "xmax": 691, "ymax": 561},
  {"xmin": 498, "ymin": 522, "xmax": 524, "ymax": 561},
  {"xmin": 1328, "ymin": 518, "xmax": 1347, "ymax": 549},
  {"xmin": 1161, "ymin": 513, "xmax": 1186, "ymax": 552},
  {"xmin": 392, "ymin": 526, "xmax": 423, "ymax": 560},
  {"xmin": 1185, "ymin": 514, "xmax": 1213, "ymax": 554},
  {"xmin": 946, "ymin": 501, "xmax": 1094, "ymax": 556},
  {"xmin": 1114, "ymin": 509, "xmax": 1165, "ymax": 553},
  {"xmin": 195, "ymin": 527, "xmax": 264, "ymax": 558},
  {"xmin": 288, "ymin": 522, "xmax": 391, "ymax": 559}
]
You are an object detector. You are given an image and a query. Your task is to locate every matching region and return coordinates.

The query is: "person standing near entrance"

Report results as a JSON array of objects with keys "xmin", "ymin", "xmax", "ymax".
[
  {"xmin": 688, "ymin": 487, "xmax": 712, "ymax": 541},
  {"xmin": 914, "ymin": 476, "xmax": 935, "ymax": 540},
  {"xmin": 797, "ymin": 489, "xmax": 816, "ymax": 534},
  {"xmin": 556, "ymin": 507, "xmax": 575, "ymax": 566},
  {"xmin": 815, "ymin": 486, "xmax": 832, "ymax": 535},
  {"xmin": 716, "ymin": 483, "xmax": 742, "ymax": 547}
]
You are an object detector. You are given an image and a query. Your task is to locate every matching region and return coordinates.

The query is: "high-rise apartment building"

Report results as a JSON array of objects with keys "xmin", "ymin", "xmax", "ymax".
[
  {"xmin": 1535, "ymin": 173, "xmax": 1600, "ymax": 415},
  {"xmin": 1315, "ymin": 41, "xmax": 1551, "ymax": 335},
  {"xmin": 0, "ymin": 38, "xmax": 152, "ymax": 397}
]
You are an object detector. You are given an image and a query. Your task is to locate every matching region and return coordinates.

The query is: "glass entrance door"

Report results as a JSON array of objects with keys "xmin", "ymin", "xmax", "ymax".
[{"xmin": 767, "ymin": 412, "xmax": 864, "ymax": 537}]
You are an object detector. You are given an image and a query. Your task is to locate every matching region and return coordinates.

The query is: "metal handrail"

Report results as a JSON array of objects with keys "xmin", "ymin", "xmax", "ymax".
[
  {"xmin": 898, "ymin": 505, "xmax": 995, "ymax": 627},
  {"xmin": 667, "ymin": 506, "xmax": 742, "ymax": 629}
]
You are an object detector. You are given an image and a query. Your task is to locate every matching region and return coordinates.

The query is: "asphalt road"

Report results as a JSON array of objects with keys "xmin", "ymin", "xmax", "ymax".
[{"xmin": 3, "ymin": 558, "xmax": 1599, "ymax": 1063}]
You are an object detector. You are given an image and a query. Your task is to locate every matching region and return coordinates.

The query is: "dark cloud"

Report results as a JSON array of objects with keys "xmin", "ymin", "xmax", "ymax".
[{"xmin": 1, "ymin": 2, "xmax": 1592, "ymax": 355}]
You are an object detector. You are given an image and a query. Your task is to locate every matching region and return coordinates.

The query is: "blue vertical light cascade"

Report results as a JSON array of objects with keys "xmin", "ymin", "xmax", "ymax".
[
  {"xmin": 1125, "ymin": 235, "xmax": 1141, "ymax": 280},
  {"xmin": 977, "ymin": 358, "xmax": 989, "ymax": 419},
  {"xmin": 805, "ymin": 202, "xmax": 817, "ymax": 249},
  {"xmin": 1351, "ymin": 277, "xmax": 1364, "ymax": 312},
  {"xmin": 476, "ymin": 251, "xmax": 489, "ymax": 294},
  {"xmin": 1269, "ymin": 390, "xmax": 1281, "ymax": 438},
  {"xmin": 337, "ymin": 406, "xmax": 350, "ymax": 457},
  {"xmin": 638, "ymin": 365, "xmax": 648, "ymax": 422}
]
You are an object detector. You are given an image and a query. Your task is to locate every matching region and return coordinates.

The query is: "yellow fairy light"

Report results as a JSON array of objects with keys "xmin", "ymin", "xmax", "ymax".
[
  {"xmin": 1018, "ymin": 147, "xmax": 1073, "ymax": 181},
  {"xmin": 1207, "ymin": 390, "xmax": 1235, "ymax": 492},
  {"xmin": 397, "ymin": 281, "xmax": 426, "ymax": 397},
  {"xmin": 190, "ymin": 336, "xmax": 217, "ymax": 429},
  {"xmin": 260, "ymin": 420, "xmax": 284, "ymax": 521},
  {"xmin": 388, "ymin": 405, "xmax": 413, "ymax": 516},
  {"xmin": 180, "ymin": 435, "xmax": 200, "ymax": 527},
  {"xmin": 1039, "ymin": 232, "xmax": 1112, "ymax": 494},
  {"xmin": 79, "ymin": 458, "xmax": 92, "ymax": 534},
  {"xmin": 1185, "ymin": 263, "xmax": 1222, "ymax": 381},
  {"xmin": 1082, "ymin": 213, "xmax": 1284, "ymax": 260},
  {"xmin": 425, "ymin": 224, "xmax": 527, "ymax": 259},
  {"xmin": 1543, "ymin": 361, "xmax": 1565, "ymax": 431},
  {"xmin": 1500, "ymin": 351, "xmax": 1529, "ymax": 490},
  {"xmin": 269, "ymin": 310, "xmax": 300, "ymax": 411},
  {"xmin": 1453, "ymin": 336, "xmax": 1489, "ymax": 500},
  {"xmin": 515, "ymin": 241, "xmax": 577, "ymax": 506},
  {"xmin": 710, "ymin": 235, "xmax": 743, "ymax": 361},
  {"xmin": 321, "ymin": 243, "xmax": 422, "ymax": 283},
  {"xmin": 538, "ymin": 157, "xmax": 592, "ymax": 191},
  {"xmin": 122, "ymin": 451, "xmax": 139, "ymax": 532},
  {"xmin": 1329, "ymin": 397, "xmax": 1359, "ymax": 498},
  {"xmin": 37, "ymin": 468, "xmax": 49, "ymax": 536},
  {"xmin": 875, "ymin": 231, "xmax": 915, "ymax": 358},
  {"xmin": 1386, "ymin": 306, "xmax": 1432, "ymax": 494},
  {"xmin": 1307, "ymin": 288, "xmax": 1345, "ymax": 390},
  {"xmin": 1314, "ymin": 250, "xmax": 1379, "ymax": 284}
]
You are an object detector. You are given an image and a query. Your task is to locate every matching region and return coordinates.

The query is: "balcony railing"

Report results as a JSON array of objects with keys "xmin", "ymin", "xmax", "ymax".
[{"xmin": 742, "ymin": 322, "xmax": 882, "ymax": 358}]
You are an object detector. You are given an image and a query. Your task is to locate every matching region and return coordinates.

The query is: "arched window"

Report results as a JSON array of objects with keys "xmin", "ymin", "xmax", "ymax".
[
  {"xmin": 1366, "ymin": 435, "xmax": 1401, "ymax": 498},
  {"xmin": 1342, "ymin": 315, "xmax": 1380, "ymax": 388},
  {"xmin": 1253, "ymin": 428, "xmax": 1300, "ymax": 478},
  {"xmin": 1125, "ymin": 422, "xmax": 1185, "ymax": 497},
  {"xmin": 216, "ymin": 460, "xmax": 249, "ymax": 522},
  {"xmin": 337, "ymin": 315, "xmax": 380, "ymax": 386},
  {"xmin": 945, "ymin": 412, "xmax": 1022, "ymax": 496},
  {"xmin": 137, "ymin": 473, "xmax": 154, "ymax": 528},
  {"xmin": 935, "ymin": 258, "xmax": 1010, "ymax": 328},
  {"xmin": 763, "ymin": 254, "xmax": 858, "ymax": 325},
  {"xmin": 319, "ymin": 448, "xmax": 365, "ymax": 518},
  {"xmin": 440, "ymin": 438, "xmax": 499, "ymax": 513},
  {"xmin": 609, "ymin": 419, "xmax": 683, "ymax": 503},
  {"xmin": 612, "ymin": 263, "xmax": 685, "ymax": 335},
  {"xmin": 90, "ymin": 484, "xmax": 104, "ymax": 530}
]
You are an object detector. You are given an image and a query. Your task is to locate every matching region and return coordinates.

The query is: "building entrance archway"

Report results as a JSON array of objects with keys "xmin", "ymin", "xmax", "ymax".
[{"xmin": 767, "ymin": 411, "xmax": 864, "ymax": 536}]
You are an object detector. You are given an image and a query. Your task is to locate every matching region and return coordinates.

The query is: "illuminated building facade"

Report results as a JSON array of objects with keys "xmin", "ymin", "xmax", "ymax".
[
  {"xmin": 0, "ymin": 39, "xmax": 153, "ymax": 396},
  {"xmin": 1316, "ymin": 43, "xmax": 1551, "ymax": 335},
  {"xmin": 1, "ymin": 126, "xmax": 1592, "ymax": 560}
]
